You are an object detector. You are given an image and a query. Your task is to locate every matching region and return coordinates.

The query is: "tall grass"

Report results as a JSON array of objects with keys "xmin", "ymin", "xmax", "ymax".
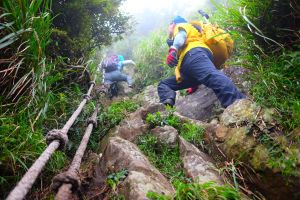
[
  {"xmin": 1, "ymin": 0, "xmax": 53, "ymax": 103},
  {"xmin": 133, "ymin": 29, "xmax": 173, "ymax": 91},
  {"xmin": 209, "ymin": 0, "xmax": 300, "ymax": 130},
  {"xmin": 0, "ymin": 0, "xmax": 72, "ymax": 197}
]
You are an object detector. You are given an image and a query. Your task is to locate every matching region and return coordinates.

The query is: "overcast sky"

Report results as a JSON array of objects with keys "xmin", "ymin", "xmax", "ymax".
[{"xmin": 120, "ymin": 0, "xmax": 212, "ymax": 35}]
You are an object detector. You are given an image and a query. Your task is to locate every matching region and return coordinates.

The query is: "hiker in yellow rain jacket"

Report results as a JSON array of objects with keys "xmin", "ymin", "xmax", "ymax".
[{"xmin": 158, "ymin": 16, "xmax": 245, "ymax": 108}]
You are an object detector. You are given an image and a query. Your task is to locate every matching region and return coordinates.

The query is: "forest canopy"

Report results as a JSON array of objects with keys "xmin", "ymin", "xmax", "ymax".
[{"xmin": 49, "ymin": 0, "xmax": 132, "ymax": 61}]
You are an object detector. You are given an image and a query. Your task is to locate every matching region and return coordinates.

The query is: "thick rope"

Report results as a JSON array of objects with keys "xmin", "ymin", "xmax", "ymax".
[
  {"xmin": 6, "ymin": 141, "xmax": 60, "ymax": 200},
  {"xmin": 55, "ymin": 184, "xmax": 74, "ymax": 200},
  {"xmin": 6, "ymin": 80, "xmax": 96, "ymax": 200},
  {"xmin": 54, "ymin": 105, "xmax": 99, "ymax": 200}
]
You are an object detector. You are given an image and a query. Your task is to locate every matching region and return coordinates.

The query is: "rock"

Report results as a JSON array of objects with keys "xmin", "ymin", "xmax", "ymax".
[
  {"xmin": 174, "ymin": 112, "xmax": 208, "ymax": 127},
  {"xmin": 133, "ymin": 85, "xmax": 181, "ymax": 106},
  {"xmin": 151, "ymin": 126, "xmax": 178, "ymax": 147},
  {"xmin": 179, "ymin": 136, "xmax": 223, "ymax": 184},
  {"xmin": 140, "ymin": 103, "xmax": 165, "ymax": 120},
  {"xmin": 133, "ymin": 85, "xmax": 160, "ymax": 105},
  {"xmin": 222, "ymin": 66, "xmax": 251, "ymax": 94},
  {"xmin": 222, "ymin": 127, "xmax": 256, "ymax": 159},
  {"xmin": 176, "ymin": 85, "xmax": 221, "ymax": 121},
  {"xmin": 120, "ymin": 171, "xmax": 172, "ymax": 200},
  {"xmin": 117, "ymin": 82, "xmax": 133, "ymax": 96},
  {"xmin": 109, "ymin": 108, "xmax": 148, "ymax": 142},
  {"xmin": 215, "ymin": 125, "xmax": 229, "ymax": 142},
  {"xmin": 96, "ymin": 137, "xmax": 174, "ymax": 199},
  {"xmin": 209, "ymin": 118, "xmax": 219, "ymax": 125},
  {"xmin": 175, "ymin": 66, "xmax": 250, "ymax": 122},
  {"xmin": 220, "ymin": 99, "xmax": 260, "ymax": 126}
]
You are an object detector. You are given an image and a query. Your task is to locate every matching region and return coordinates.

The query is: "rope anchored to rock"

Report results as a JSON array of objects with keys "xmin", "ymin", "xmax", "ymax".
[{"xmin": 6, "ymin": 78, "xmax": 96, "ymax": 200}]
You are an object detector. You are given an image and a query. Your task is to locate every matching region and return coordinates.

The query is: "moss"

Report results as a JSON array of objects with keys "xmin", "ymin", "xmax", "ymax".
[
  {"xmin": 250, "ymin": 145, "xmax": 269, "ymax": 170},
  {"xmin": 223, "ymin": 127, "xmax": 256, "ymax": 159}
]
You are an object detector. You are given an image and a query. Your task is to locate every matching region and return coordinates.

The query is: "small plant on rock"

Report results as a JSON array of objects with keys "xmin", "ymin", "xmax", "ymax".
[
  {"xmin": 147, "ymin": 180, "xmax": 241, "ymax": 200},
  {"xmin": 179, "ymin": 123, "xmax": 205, "ymax": 148},
  {"xmin": 137, "ymin": 134, "xmax": 186, "ymax": 184},
  {"xmin": 107, "ymin": 169, "xmax": 129, "ymax": 191},
  {"xmin": 145, "ymin": 107, "xmax": 180, "ymax": 128}
]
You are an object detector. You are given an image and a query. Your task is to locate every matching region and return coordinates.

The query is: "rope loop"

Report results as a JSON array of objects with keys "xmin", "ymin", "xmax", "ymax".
[
  {"xmin": 87, "ymin": 117, "xmax": 97, "ymax": 127},
  {"xmin": 51, "ymin": 171, "xmax": 81, "ymax": 192},
  {"xmin": 83, "ymin": 94, "xmax": 91, "ymax": 100},
  {"xmin": 46, "ymin": 129, "xmax": 68, "ymax": 151},
  {"xmin": 89, "ymin": 80, "xmax": 96, "ymax": 86}
]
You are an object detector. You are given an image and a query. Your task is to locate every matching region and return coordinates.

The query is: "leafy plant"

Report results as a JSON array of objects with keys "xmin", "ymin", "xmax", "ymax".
[
  {"xmin": 179, "ymin": 123, "xmax": 205, "ymax": 148},
  {"xmin": 133, "ymin": 29, "xmax": 173, "ymax": 91},
  {"xmin": 147, "ymin": 180, "xmax": 241, "ymax": 200},
  {"xmin": 137, "ymin": 134, "xmax": 186, "ymax": 184},
  {"xmin": 146, "ymin": 107, "xmax": 181, "ymax": 129},
  {"xmin": 107, "ymin": 169, "xmax": 129, "ymax": 191},
  {"xmin": 92, "ymin": 99, "xmax": 140, "ymax": 151}
]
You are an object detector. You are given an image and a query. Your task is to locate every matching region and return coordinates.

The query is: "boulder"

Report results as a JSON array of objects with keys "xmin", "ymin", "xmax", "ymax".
[
  {"xmin": 179, "ymin": 137, "xmax": 223, "ymax": 185},
  {"xmin": 133, "ymin": 85, "xmax": 181, "ymax": 105},
  {"xmin": 151, "ymin": 126, "xmax": 178, "ymax": 147},
  {"xmin": 120, "ymin": 171, "xmax": 172, "ymax": 200},
  {"xmin": 96, "ymin": 137, "xmax": 174, "ymax": 199},
  {"xmin": 176, "ymin": 85, "xmax": 221, "ymax": 121},
  {"xmin": 220, "ymin": 99, "xmax": 260, "ymax": 126},
  {"xmin": 175, "ymin": 66, "xmax": 250, "ymax": 122},
  {"xmin": 109, "ymin": 108, "xmax": 147, "ymax": 142},
  {"xmin": 133, "ymin": 85, "xmax": 160, "ymax": 105},
  {"xmin": 117, "ymin": 82, "xmax": 133, "ymax": 96}
]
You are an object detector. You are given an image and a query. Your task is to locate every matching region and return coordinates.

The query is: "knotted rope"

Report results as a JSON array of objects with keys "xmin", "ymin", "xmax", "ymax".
[{"xmin": 6, "ymin": 78, "xmax": 96, "ymax": 200}]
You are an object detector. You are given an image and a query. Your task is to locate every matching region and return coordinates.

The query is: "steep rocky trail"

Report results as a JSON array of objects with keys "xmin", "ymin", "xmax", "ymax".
[
  {"xmin": 78, "ymin": 66, "xmax": 299, "ymax": 200},
  {"xmin": 82, "ymin": 103, "xmax": 232, "ymax": 199}
]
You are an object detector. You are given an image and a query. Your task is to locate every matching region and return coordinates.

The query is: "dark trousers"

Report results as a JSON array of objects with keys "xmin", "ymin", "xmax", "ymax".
[{"xmin": 158, "ymin": 47, "xmax": 245, "ymax": 108}]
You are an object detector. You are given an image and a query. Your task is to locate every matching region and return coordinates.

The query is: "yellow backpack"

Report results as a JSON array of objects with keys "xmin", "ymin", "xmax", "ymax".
[{"xmin": 190, "ymin": 21, "xmax": 234, "ymax": 69}]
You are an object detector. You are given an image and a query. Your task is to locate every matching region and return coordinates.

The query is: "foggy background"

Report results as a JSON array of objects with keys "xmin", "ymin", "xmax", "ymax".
[
  {"xmin": 107, "ymin": 0, "xmax": 222, "ymax": 57},
  {"xmin": 121, "ymin": 0, "xmax": 213, "ymax": 35}
]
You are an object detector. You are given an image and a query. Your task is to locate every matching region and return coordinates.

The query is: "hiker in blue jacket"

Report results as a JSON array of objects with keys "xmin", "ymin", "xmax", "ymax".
[
  {"xmin": 100, "ymin": 53, "xmax": 135, "ymax": 87},
  {"xmin": 158, "ymin": 16, "xmax": 245, "ymax": 108}
]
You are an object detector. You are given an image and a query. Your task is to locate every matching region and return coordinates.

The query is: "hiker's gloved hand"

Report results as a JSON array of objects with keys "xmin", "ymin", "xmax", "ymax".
[
  {"xmin": 166, "ymin": 48, "xmax": 178, "ymax": 67},
  {"xmin": 186, "ymin": 86, "xmax": 198, "ymax": 95}
]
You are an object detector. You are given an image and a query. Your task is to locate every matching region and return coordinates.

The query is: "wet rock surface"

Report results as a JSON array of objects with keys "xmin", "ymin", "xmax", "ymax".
[
  {"xmin": 94, "ymin": 74, "xmax": 300, "ymax": 200},
  {"xmin": 109, "ymin": 108, "xmax": 148, "ymax": 142}
]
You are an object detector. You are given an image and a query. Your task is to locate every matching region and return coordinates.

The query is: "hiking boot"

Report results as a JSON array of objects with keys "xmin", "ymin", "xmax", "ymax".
[{"xmin": 162, "ymin": 98, "xmax": 174, "ymax": 107}]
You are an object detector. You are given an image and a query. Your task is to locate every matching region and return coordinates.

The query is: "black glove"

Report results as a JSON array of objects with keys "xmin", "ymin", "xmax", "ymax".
[{"xmin": 166, "ymin": 39, "xmax": 174, "ymax": 47}]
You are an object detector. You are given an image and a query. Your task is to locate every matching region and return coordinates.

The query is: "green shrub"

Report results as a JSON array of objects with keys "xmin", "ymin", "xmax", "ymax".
[
  {"xmin": 133, "ymin": 29, "xmax": 173, "ymax": 91},
  {"xmin": 179, "ymin": 123, "xmax": 205, "ymax": 148},
  {"xmin": 210, "ymin": 0, "xmax": 300, "ymax": 130},
  {"xmin": 146, "ymin": 107, "xmax": 181, "ymax": 129},
  {"xmin": 147, "ymin": 180, "xmax": 240, "ymax": 200},
  {"xmin": 137, "ymin": 134, "xmax": 185, "ymax": 184},
  {"xmin": 92, "ymin": 99, "xmax": 140, "ymax": 151}
]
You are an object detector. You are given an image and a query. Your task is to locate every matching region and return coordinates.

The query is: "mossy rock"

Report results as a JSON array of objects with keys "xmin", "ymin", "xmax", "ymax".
[
  {"xmin": 220, "ymin": 99, "xmax": 260, "ymax": 126},
  {"xmin": 223, "ymin": 127, "xmax": 256, "ymax": 160},
  {"xmin": 250, "ymin": 144, "xmax": 269, "ymax": 170}
]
